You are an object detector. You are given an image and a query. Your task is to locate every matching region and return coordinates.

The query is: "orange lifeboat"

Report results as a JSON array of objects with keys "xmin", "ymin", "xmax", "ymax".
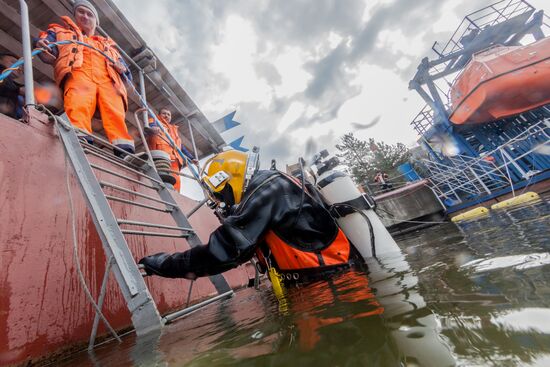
[{"xmin": 449, "ymin": 36, "xmax": 550, "ymax": 124}]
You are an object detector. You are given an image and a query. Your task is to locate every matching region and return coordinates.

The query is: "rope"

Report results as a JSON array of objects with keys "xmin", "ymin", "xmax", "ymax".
[
  {"xmin": 0, "ymin": 41, "xmax": 77, "ymax": 82},
  {"xmin": 381, "ymin": 217, "xmax": 448, "ymax": 225},
  {"xmin": 500, "ymin": 150, "xmax": 516, "ymax": 197},
  {"xmin": 519, "ymin": 173, "xmax": 536, "ymax": 196},
  {"xmin": 518, "ymin": 151, "xmax": 539, "ymax": 195},
  {"xmin": 40, "ymin": 105, "xmax": 121, "ymax": 343},
  {"xmin": 65, "ymin": 149, "xmax": 121, "ymax": 343}
]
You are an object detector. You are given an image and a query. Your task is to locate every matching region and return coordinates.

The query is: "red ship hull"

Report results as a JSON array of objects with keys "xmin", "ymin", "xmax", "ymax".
[
  {"xmin": 449, "ymin": 36, "xmax": 550, "ymax": 124},
  {"xmin": 0, "ymin": 112, "xmax": 255, "ymax": 366}
]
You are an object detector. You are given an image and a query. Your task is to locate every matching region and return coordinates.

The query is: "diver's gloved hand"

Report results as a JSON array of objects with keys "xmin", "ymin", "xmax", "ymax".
[
  {"xmin": 138, "ymin": 252, "xmax": 171, "ymax": 277},
  {"xmin": 138, "ymin": 251, "xmax": 199, "ymax": 279}
]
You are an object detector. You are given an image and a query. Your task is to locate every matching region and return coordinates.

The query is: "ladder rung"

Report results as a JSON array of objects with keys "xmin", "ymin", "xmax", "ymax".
[
  {"xmin": 117, "ymin": 219, "xmax": 194, "ymax": 232},
  {"xmin": 83, "ymin": 142, "xmax": 145, "ymax": 171},
  {"xmin": 162, "ymin": 290, "xmax": 234, "ymax": 323},
  {"xmin": 78, "ymin": 130, "xmax": 149, "ymax": 167},
  {"xmin": 100, "ymin": 181, "xmax": 176, "ymax": 207},
  {"xmin": 91, "ymin": 164, "xmax": 158, "ymax": 190},
  {"xmin": 85, "ymin": 148, "xmax": 163, "ymax": 185},
  {"xmin": 121, "ymin": 229, "xmax": 191, "ymax": 238},
  {"xmin": 105, "ymin": 195, "xmax": 172, "ymax": 212}
]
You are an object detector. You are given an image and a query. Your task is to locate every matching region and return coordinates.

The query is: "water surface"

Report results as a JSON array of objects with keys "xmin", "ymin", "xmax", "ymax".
[{"xmin": 57, "ymin": 196, "xmax": 550, "ymax": 366}]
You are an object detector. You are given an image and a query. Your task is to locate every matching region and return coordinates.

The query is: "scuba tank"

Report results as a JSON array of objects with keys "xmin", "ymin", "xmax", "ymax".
[{"xmin": 311, "ymin": 150, "xmax": 400, "ymax": 259}]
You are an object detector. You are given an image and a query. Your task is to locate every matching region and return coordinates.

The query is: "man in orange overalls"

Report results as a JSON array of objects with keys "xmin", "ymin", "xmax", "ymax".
[
  {"xmin": 35, "ymin": 1, "xmax": 135, "ymax": 156},
  {"xmin": 146, "ymin": 107, "xmax": 197, "ymax": 191}
]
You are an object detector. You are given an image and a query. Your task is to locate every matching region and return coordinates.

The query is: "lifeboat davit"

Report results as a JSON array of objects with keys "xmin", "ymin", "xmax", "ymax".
[{"xmin": 449, "ymin": 36, "xmax": 550, "ymax": 124}]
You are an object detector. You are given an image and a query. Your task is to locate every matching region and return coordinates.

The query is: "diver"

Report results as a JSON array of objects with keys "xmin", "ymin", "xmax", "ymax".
[{"xmin": 139, "ymin": 149, "xmax": 361, "ymax": 282}]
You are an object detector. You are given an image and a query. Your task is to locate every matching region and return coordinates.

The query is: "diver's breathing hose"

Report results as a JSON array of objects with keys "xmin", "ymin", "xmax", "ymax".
[
  {"xmin": 0, "ymin": 40, "xmax": 203, "ymax": 182},
  {"xmin": 330, "ymin": 203, "xmax": 377, "ymax": 258}
]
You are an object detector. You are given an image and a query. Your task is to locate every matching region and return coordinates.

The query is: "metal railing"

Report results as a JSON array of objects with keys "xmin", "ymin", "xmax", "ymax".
[
  {"xmin": 19, "ymin": 0, "xmax": 34, "ymax": 106},
  {"xmin": 420, "ymin": 119, "xmax": 550, "ymax": 204},
  {"xmin": 410, "ymin": 105, "xmax": 436, "ymax": 136},
  {"xmin": 433, "ymin": 0, "xmax": 536, "ymax": 57}
]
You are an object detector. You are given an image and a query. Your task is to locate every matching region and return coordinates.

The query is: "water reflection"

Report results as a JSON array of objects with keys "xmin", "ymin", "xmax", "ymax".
[
  {"xmin": 492, "ymin": 308, "xmax": 550, "ymax": 334},
  {"xmin": 56, "ymin": 196, "xmax": 549, "ymax": 366},
  {"xmin": 367, "ymin": 254, "xmax": 456, "ymax": 367},
  {"xmin": 462, "ymin": 253, "xmax": 550, "ymax": 272},
  {"xmin": 399, "ymin": 196, "xmax": 550, "ymax": 366}
]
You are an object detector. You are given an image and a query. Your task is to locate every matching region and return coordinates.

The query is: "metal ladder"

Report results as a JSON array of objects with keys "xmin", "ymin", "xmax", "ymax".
[{"xmin": 53, "ymin": 115, "xmax": 232, "ymax": 345}]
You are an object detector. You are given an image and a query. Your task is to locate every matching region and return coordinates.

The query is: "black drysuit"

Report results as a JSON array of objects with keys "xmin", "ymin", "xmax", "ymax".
[{"xmin": 139, "ymin": 170, "xmax": 344, "ymax": 279}]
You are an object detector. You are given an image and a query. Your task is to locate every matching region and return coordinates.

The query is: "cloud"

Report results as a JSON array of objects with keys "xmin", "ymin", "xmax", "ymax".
[
  {"xmin": 113, "ymin": 0, "xmax": 542, "ymax": 167},
  {"xmin": 351, "ymin": 116, "xmax": 381, "ymax": 130},
  {"xmin": 303, "ymin": 42, "xmax": 351, "ymax": 100},
  {"xmin": 249, "ymin": 0, "xmax": 366, "ymax": 47},
  {"xmin": 253, "ymin": 61, "xmax": 282, "ymax": 85}
]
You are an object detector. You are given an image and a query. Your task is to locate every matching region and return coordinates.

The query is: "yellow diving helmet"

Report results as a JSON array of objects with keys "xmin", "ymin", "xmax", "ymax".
[{"xmin": 202, "ymin": 147, "xmax": 259, "ymax": 206}]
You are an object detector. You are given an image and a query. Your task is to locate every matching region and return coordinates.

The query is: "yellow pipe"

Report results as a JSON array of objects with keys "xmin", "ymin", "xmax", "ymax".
[
  {"xmin": 451, "ymin": 206, "xmax": 489, "ymax": 222},
  {"xmin": 491, "ymin": 192, "xmax": 540, "ymax": 210}
]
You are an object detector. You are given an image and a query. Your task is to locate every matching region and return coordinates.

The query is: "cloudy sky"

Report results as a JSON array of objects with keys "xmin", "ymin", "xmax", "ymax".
[{"xmin": 114, "ymin": 0, "xmax": 548, "ymax": 169}]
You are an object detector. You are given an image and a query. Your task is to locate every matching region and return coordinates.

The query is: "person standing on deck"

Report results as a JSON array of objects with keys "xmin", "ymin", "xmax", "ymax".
[
  {"xmin": 374, "ymin": 171, "xmax": 392, "ymax": 192},
  {"xmin": 35, "ymin": 1, "xmax": 135, "ymax": 156},
  {"xmin": 146, "ymin": 107, "xmax": 197, "ymax": 191}
]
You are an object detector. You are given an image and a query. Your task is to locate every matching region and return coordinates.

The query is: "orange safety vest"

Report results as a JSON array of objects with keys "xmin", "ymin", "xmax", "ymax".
[
  {"xmin": 147, "ymin": 118, "xmax": 184, "ymax": 167},
  {"xmin": 40, "ymin": 16, "xmax": 128, "ymax": 108},
  {"xmin": 257, "ymin": 228, "xmax": 351, "ymax": 273}
]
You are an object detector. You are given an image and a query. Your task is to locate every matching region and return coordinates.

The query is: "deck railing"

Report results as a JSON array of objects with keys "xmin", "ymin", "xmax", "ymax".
[
  {"xmin": 410, "ymin": 105, "xmax": 436, "ymax": 135},
  {"xmin": 18, "ymin": 0, "xmax": 34, "ymax": 106},
  {"xmin": 432, "ymin": 0, "xmax": 537, "ymax": 57},
  {"xmin": 419, "ymin": 118, "xmax": 550, "ymax": 205}
]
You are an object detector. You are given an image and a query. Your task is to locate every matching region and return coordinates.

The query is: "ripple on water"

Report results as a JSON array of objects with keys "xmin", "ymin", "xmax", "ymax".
[{"xmin": 54, "ymin": 195, "xmax": 550, "ymax": 366}]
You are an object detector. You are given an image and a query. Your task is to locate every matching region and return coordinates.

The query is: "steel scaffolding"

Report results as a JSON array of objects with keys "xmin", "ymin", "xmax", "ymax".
[{"xmin": 408, "ymin": 0, "xmax": 550, "ymax": 209}]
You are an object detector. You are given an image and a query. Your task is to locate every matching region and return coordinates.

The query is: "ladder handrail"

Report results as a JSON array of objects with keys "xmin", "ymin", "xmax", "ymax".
[
  {"xmin": 55, "ymin": 115, "xmax": 163, "ymax": 336},
  {"xmin": 18, "ymin": 0, "xmax": 34, "ymax": 106}
]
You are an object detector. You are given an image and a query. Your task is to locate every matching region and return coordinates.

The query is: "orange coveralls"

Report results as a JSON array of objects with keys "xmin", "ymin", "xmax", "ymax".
[
  {"xmin": 147, "ymin": 118, "xmax": 184, "ymax": 191},
  {"xmin": 39, "ymin": 17, "xmax": 134, "ymax": 152}
]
